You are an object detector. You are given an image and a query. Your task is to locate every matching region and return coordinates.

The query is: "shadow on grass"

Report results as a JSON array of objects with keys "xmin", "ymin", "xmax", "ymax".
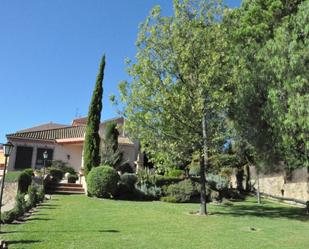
[
  {"xmin": 8, "ymin": 240, "xmax": 42, "ymax": 245},
  {"xmin": 3, "ymin": 229, "xmax": 120, "ymax": 234},
  {"xmin": 26, "ymin": 217, "xmax": 54, "ymax": 221},
  {"xmin": 214, "ymin": 201, "xmax": 309, "ymax": 221}
]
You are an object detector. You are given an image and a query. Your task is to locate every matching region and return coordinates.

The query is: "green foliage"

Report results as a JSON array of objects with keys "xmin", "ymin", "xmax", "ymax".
[
  {"xmin": 48, "ymin": 167, "xmax": 64, "ymax": 182},
  {"xmin": 51, "ymin": 160, "xmax": 76, "ymax": 175},
  {"xmin": 27, "ymin": 183, "xmax": 39, "ymax": 208},
  {"xmin": 160, "ymin": 196, "xmax": 177, "ymax": 203},
  {"xmin": 68, "ymin": 174, "xmax": 79, "ymax": 183},
  {"xmin": 154, "ymin": 175, "xmax": 182, "ymax": 187},
  {"xmin": 166, "ymin": 169, "xmax": 184, "ymax": 178},
  {"xmin": 116, "ymin": 163, "xmax": 134, "ymax": 174},
  {"xmin": 117, "ymin": 0, "xmax": 231, "ymax": 171},
  {"xmin": 101, "ymin": 122, "xmax": 123, "ymax": 168},
  {"xmin": 37, "ymin": 186, "xmax": 45, "ymax": 202},
  {"xmin": 116, "ymin": 173, "xmax": 138, "ymax": 199},
  {"xmin": 166, "ymin": 179, "xmax": 195, "ymax": 203},
  {"xmin": 1, "ymin": 209, "xmax": 17, "ymax": 224},
  {"xmin": 18, "ymin": 170, "xmax": 33, "ymax": 193},
  {"xmin": 229, "ymin": 0, "xmax": 308, "ymax": 169},
  {"xmin": 23, "ymin": 168, "xmax": 34, "ymax": 176},
  {"xmin": 119, "ymin": 173, "xmax": 137, "ymax": 192},
  {"xmin": 87, "ymin": 165, "xmax": 120, "ymax": 198},
  {"xmin": 15, "ymin": 191, "xmax": 26, "ymax": 216},
  {"xmin": 207, "ymin": 173, "xmax": 229, "ymax": 192},
  {"xmin": 135, "ymin": 183, "xmax": 162, "ymax": 200},
  {"xmin": 5, "ymin": 171, "xmax": 22, "ymax": 183},
  {"xmin": 84, "ymin": 55, "xmax": 105, "ymax": 175}
]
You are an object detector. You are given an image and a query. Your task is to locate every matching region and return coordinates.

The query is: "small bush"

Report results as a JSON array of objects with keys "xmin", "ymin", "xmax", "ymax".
[
  {"xmin": 87, "ymin": 165, "xmax": 120, "ymax": 198},
  {"xmin": 15, "ymin": 191, "xmax": 26, "ymax": 216},
  {"xmin": 154, "ymin": 175, "xmax": 182, "ymax": 187},
  {"xmin": 18, "ymin": 171, "xmax": 33, "ymax": 193},
  {"xmin": 27, "ymin": 184, "xmax": 38, "ymax": 208},
  {"xmin": 120, "ymin": 173, "xmax": 137, "ymax": 192},
  {"xmin": 160, "ymin": 196, "xmax": 177, "ymax": 203},
  {"xmin": 136, "ymin": 183, "xmax": 161, "ymax": 200},
  {"xmin": 68, "ymin": 174, "xmax": 79, "ymax": 183},
  {"xmin": 189, "ymin": 164, "xmax": 200, "ymax": 176},
  {"xmin": 117, "ymin": 163, "xmax": 134, "ymax": 174},
  {"xmin": 1, "ymin": 209, "xmax": 17, "ymax": 224},
  {"xmin": 207, "ymin": 174, "xmax": 229, "ymax": 191},
  {"xmin": 23, "ymin": 168, "xmax": 34, "ymax": 176},
  {"xmin": 49, "ymin": 167, "xmax": 64, "ymax": 182},
  {"xmin": 166, "ymin": 180, "xmax": 194, "ymax": 203},
  {"xmin": 37, "ymin": 186, "xmax": 45, "ymax": 202},
  {"xmin": 166, "ymin": 169, "xmax": 184, "ymax": 178}
]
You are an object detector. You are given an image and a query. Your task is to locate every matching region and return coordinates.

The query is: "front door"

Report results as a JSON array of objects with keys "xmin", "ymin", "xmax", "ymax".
[{"xmin": 15, "ymin": 146, "xmax": 33, "ymax": 169}]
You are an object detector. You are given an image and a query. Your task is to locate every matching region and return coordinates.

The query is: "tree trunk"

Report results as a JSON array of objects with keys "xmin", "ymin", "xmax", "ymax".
[
  {"xmin": 257, "ymin": 173, "xmax": 261, "ymax": 204},
  {"xmin": 200, "ymin": 114, "xmax": 208, "ymax": 215}
]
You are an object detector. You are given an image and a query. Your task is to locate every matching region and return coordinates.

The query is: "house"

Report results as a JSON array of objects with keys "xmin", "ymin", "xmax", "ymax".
[{"xmin": 6, "ymin": 117, "xmax": 142, "ymax": 173}]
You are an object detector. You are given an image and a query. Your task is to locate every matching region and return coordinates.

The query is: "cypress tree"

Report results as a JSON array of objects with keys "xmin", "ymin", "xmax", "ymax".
[
  {"xmin": 101, "ymin": 122, "xmax": 122, "ymax": 168},
  {"xmin": 83, "ymin": 55, "xmax": 105, "ymax": 175}
]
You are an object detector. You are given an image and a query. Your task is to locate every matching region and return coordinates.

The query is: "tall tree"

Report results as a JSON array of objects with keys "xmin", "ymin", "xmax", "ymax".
[
  {"xmin": 101, "ymin": 122, "xmax": 123, "ymax": 167},
  {"xmin": 83, "ymin": 55, "xmax": 105, "ymax": 175},
  {"xmin": 228, "ymin": 0, "xmax": 308, "ymax": 170},
  {"xmin": 119, "ymin": 0, "xmax": 231, "ymax": 215}
]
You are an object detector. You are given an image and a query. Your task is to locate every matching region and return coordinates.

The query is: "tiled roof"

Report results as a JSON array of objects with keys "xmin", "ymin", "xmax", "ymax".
[
  {"xmin": 18, "ymin": 122, "xmax": 69, "ymax": 133},
  {"xmin": 7, "ymin": 126, "xmax": 86, "ymax": 141}
]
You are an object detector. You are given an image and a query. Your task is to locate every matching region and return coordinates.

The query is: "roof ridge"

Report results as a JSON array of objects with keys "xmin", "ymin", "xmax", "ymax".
[{"xmin": 7, "ymin": 125, "xmax": 86, "ymax": 136}]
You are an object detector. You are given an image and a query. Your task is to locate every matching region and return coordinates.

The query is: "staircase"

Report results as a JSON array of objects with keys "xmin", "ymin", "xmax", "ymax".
[{"xmin": 46, "ymin": 183, "xmax": 85, "ymax": 195}]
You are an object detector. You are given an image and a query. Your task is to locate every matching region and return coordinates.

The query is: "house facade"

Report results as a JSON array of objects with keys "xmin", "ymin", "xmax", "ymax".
[{"xmin": 6, "ymin": 117, "xmax": 142, "ymax": 173}]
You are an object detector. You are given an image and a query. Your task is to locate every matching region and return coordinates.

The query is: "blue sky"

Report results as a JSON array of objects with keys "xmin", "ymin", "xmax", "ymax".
[{"xmin": 0, "ymin": 0, "xmax": 241, "ymax": 142}]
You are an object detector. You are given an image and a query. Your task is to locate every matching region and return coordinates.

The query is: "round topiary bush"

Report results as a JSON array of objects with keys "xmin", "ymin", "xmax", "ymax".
[{"xmin": 87, "ymin": 165, "xmax": 120, "ymax": 198}]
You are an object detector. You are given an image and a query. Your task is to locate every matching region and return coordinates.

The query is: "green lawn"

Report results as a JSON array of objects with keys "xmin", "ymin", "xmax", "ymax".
[{"xmin": 2, "ymin": 195, "xmax": 309, "ymax": 249}]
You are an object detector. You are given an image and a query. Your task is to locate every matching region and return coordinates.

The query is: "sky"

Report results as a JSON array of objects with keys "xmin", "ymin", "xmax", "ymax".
[{"xmin": 0, "ymin": 0, "xmax": 241, "ymax": 142}]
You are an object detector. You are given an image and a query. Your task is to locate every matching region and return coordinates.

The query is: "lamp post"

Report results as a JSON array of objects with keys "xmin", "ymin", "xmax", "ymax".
[{"xmin": 0, "ymin": 142, "xmax": 14, "ymax": 233}]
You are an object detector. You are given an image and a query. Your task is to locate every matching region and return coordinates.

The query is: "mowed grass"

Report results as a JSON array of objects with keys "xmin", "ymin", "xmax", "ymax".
[{"xmin": 2, "ymin": 195, "xmax": 309, "ymax": 249}]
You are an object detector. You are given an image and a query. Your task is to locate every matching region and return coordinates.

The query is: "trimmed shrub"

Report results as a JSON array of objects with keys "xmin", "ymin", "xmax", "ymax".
[
  {"xmin": 18, "ymin": 171, "xmax": 33, "ymax": 193},
  {"xmin": 117, "ymin": 163, "xmax": 134, "ymax": 174},
  {"xmin": 68, "ymin": 174, "xmax": 79, "ymax": 183},
  {"xmin": 37, "ymin": 186, "xmax": 45, "ymax": 202},
  {"xmin": 15, "ymin": 191, "xmax": 26, "ymax": 216},
  {"xmin": 136, "ymin": 183, "xmax": 161, "ymax": 200},
  {"xmin": 49, "ymin": 167, "xmax": 64, "ymax": 182},
  {"xmin": 87, "ymin": 165, "xmax": 120, "ymax": 198},
  {"xmin": 23, "ymin": 168, "xmax": 34, "ymax": 177},
  {"xmin": 51, "ymin": 160, "xmax": 75, "ymax": 173},
  {"xmin": 120, "ymin": 173, "xmax": 137, "ymax": 192},
  {"xmin": 154, "ymin": 175, "xmax": 182, "ymax": 187},
  {"xmin": 207, "ymin": 173, "xmax": 229, "ymax": 192},
  {"xmin": 1, "ymin": 209, "xmax": 17, "ymax": 224},
  {"xmin": 166, "ymin": 179, "xmax": 194, "ymax": 203},
  {"xmin": 27, "ymin": 184, "xmax": 38, "ymax": 208}
]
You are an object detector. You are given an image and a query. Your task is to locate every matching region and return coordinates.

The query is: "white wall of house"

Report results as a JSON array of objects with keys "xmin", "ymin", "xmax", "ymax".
[
  {"xmin": 7, "ymin": 139, "xmax": 83, "ymax": 173},
  {"xmin": 54, "ymin": 144, "xmax": 83, "ymax": 172}
]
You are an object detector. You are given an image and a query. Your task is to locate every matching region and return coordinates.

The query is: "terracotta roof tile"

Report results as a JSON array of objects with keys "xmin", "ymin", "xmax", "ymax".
[{"xmin": 7, "ymin": 126, "xmax": 86, "ymax": 141}]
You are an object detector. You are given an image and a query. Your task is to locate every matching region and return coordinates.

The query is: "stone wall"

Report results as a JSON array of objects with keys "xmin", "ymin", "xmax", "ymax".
[
  {"xmin": 2, "ymin": 182, "xmax": 18, "ymax": 212},
  {"xmin": 249, "ymin": 166, "xmax": 309, "ymax": 202}
]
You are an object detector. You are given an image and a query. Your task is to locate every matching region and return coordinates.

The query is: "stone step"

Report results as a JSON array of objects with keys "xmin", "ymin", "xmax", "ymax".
[
  {"xmin": 47, "ymin": 190, "xmax": 85, "ymax": 195},
  {"xmin": 55, "ymin": 183, "xmax": 83, "ymax": 188},
  {"xmin": 46, "ymin": 183, "xmax": 85, "ymax": 195}
]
